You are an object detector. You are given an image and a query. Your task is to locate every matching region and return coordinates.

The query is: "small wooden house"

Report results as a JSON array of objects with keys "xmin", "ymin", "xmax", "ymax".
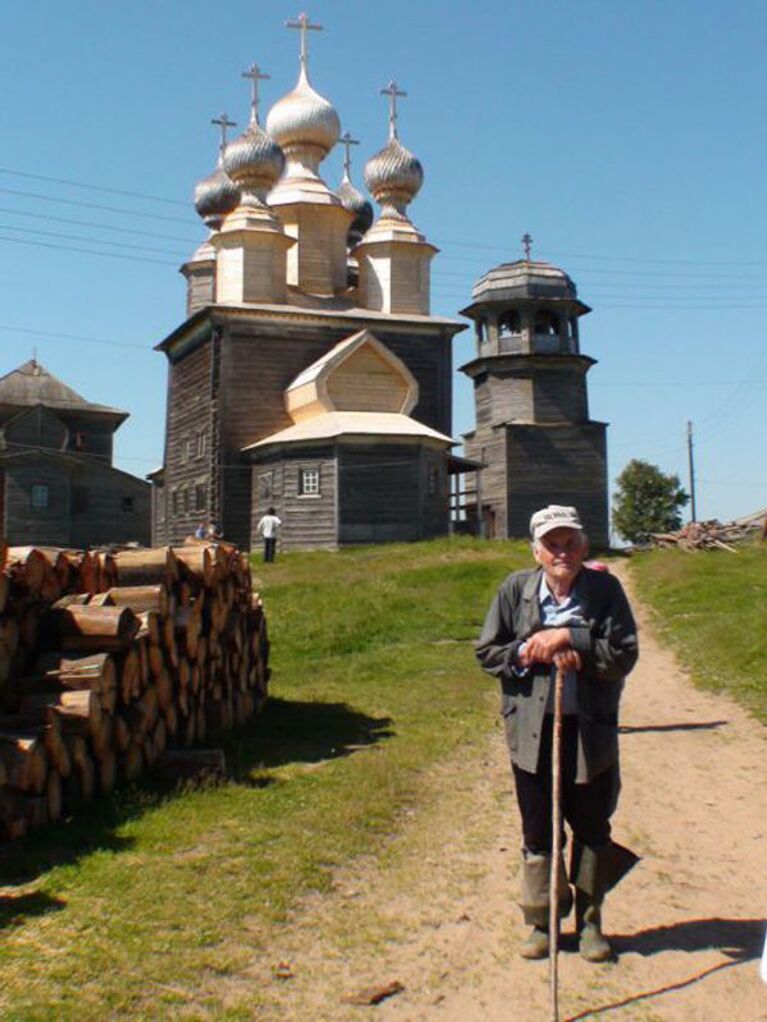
[{"xmin": 0, "ymin": 360, "xmax": 150, "ymax": 546}]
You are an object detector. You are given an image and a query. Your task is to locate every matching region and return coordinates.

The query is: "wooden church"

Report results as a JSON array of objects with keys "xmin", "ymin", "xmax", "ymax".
[{"xmin": 151, "ymin": 15, "xmax": 463, "ymax": 550}]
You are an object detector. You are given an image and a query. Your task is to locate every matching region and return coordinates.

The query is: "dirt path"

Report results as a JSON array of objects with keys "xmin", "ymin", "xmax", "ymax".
[{"xmin": 229, "ymin": 569, "xmax": 767, "ymax": 1021}]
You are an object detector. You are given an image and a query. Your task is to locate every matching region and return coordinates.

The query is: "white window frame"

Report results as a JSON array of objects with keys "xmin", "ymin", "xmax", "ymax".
[{"xmin": 299, "ymin": 467, "xmax": 320, "ymax": 497}]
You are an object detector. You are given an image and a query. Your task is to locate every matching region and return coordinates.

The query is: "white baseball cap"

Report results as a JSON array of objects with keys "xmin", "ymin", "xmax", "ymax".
[{"xmin": 530, "ymin": 504, "xmax": 584, "ymax": 541}]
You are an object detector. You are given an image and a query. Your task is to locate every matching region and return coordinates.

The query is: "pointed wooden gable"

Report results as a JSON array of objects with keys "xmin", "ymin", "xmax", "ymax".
[{"xmin": 285, "ymin": 329, "xmax": 417, "ymax": 424}]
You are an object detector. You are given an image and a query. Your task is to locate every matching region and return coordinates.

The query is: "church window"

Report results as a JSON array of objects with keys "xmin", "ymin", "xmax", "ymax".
[
  {"xmin": 30, "ymin": 483, "xmax": 49, "ymax": 509},
  {"xmin": 186, "ymin": 438, "xmax": 196, "ymax": 462},
  {"xmin": 498, "ymin": 310, "xmax": 522, "ymax": 337},
  {"xmin": 74, "ymin": 431, "xmax": 87, "ymax": 451},
  {"xmin": 196, "ymin": 431, "xmax": 207, "ymax": 459},
  {"xmin": 171, "ymin": 489, "xmax": 179, "ymax": 515},
  {"xmin": 121, "ymin": 496, "xmax": 135, "ymax": 513},
  {"xmin": 299, "ymin": 468, "xmax": 320, "ymax": 496},
  {"xmin": 194, "ymin": 483, "xmax": 207, "ymax": 511},
  {"xmin": 428, "ymin": 466, "xmax": 441, "ymax": 495}
]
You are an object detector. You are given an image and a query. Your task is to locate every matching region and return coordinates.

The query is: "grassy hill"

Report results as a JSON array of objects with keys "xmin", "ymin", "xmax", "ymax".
[
  {"xmin": 0, "ymin": 537, "xmax": 529, "ymax": 1021},
  {"xmin": 628, "ymin": 542, "xmax": 767, "ymax": 724}
]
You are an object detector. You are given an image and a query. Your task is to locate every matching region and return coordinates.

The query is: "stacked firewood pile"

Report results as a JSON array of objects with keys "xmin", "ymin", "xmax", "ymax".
[
  {"xmin": 649, "ymin": 517, "xmax": 765, "ymax": 552},
  {"xmin": 0, "ymin": 541, "xmax": 268, "ymax": 841}
]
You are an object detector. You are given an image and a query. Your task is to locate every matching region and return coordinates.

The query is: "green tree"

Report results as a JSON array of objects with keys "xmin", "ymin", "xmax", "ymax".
[{"xmin": 612, "ymin": 459, "xmax": 689, "ymax": 543}]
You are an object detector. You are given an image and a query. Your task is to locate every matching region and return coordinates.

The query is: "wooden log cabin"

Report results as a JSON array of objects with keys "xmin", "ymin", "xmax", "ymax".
[
  {"xmin": 0, "ymin": 360, "xmax": 150, "ymax": 547},
  {"xmin": 151, "ymin": 26, "xmax": 464, "ymax": 550}
]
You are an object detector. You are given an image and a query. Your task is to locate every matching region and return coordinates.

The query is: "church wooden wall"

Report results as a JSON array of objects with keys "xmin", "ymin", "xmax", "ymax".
[
  {"xmin": 160, "ymin": 310, "xmax": 456, "ymax": 550},
  {"xmin": 338, "ymin": 442, "xmax": 447, "ymax": 545},
  {"xmin": 251, "ymin": 445, "xmax": 337, "ymax": 552},
  {"xmin": 506, "ymin": 422, "xmax": 608, "ymax": 546},
  {"xmin": 162, "ymin": 335, "xmax": 214, "ymax": 545}
]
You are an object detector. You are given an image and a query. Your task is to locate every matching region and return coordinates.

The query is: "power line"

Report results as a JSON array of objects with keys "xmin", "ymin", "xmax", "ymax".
[
  {"xmin": 0, "ymin": 231, "xmax": 179, "ymax": 266},
  {"xmin": 0, "ymin": 205, "xmax": 198, "ymax": 244},
  {"xmin": 0, "ymin": 186, "xmax": 197, "ymax": 225},
  {"xmin": 0, "ymin": 324, "xmax": 151, "ymax": 350},
  {"xmin": 0, "ymin": 222, "xmax": 188, "ymax": 258},
  {"xmin": 0, "ymin": 166, "xmax": 189, "ymax": 206}
]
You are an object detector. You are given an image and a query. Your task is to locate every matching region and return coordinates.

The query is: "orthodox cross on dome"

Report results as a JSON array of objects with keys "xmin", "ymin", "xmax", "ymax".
[
  {"xmin": 211, "ymin": 113, "xmax": 237, "ymax": 154},
  {"xmin": 241, "ymin": 64, "xmax": 270, "ymax": 126},
  {"xmin": 286, "ymin": 12, "xmax": 323, "ymax": 71},
  {"xmin": 339, "ymin": 130, "xmax": 360, "ymax": 178},
  {"xmin": 380, "ymin": 80, "xmax": 407, "ymax": 140},
  {"xmin": 522, "ymin": 232, "xmax": 533, "ymax": 261}
]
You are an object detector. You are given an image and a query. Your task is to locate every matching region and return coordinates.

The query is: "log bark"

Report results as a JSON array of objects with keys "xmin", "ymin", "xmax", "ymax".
[
  {"xmin": 29, "ymin": 652, "xmax": 117, "ymax": 713},
  {"xmin": 106, "ymin": 585, "xmax": 169, "ymax": 617},
  {"xmin": 114, "ymin": 547, "xmax": 179, "ymax": 588},
  {"xmin": 45, "ymin": 605, "xmax": 140, "ymax": 652}
]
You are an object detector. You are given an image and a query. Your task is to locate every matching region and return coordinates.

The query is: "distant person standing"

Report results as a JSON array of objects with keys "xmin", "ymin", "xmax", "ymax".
[{"xmin": 257, "ymin": 507, "xmax": 282, "ymax": 563}]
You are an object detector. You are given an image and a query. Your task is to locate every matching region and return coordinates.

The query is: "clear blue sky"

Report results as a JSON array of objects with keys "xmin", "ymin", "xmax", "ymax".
[{"xmin": 2, "ymin": 0, "xmax": 765, "ymax": 529}]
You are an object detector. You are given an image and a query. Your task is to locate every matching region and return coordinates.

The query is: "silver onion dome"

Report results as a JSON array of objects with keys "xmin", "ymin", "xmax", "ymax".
[
  {"xmin": 364, "ymin": 136, "xmax": 423, "ymax": 220},
  {"xmin": 194, "ymin": 156, "xmax": 240, "ymax": 230},
  {"xmin": 223, "ymin": 123, "xmax": 285, "ymax": 206},
  {"xmin": 337, "ymin": 175, "xmax": 373, "ymax": 240},
  {"xmin": 265, "ymin": 66, "xmax": 340, "ymax": 166}
]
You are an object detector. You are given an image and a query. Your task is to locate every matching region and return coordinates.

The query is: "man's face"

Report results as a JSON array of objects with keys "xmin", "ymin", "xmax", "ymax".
[{"xmin": 533, "ymin": 527, "xmax": 586, "ymax": 584}]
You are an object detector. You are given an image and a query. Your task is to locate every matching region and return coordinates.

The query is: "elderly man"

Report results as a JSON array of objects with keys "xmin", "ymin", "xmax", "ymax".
[{"xmin": 476, "ymin": 505, "xmax": 638, "ymax": 962}]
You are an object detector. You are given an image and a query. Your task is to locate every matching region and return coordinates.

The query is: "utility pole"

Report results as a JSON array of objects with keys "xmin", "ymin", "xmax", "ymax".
[{"xmin": 687, "ymin": 420, "xmax": 697, "ymax": 523}]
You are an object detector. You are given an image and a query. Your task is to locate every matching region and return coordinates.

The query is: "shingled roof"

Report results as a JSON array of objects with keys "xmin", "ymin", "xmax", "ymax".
[{"xmin": 0, "ymin": 360, "xmax": 128, "ymax": 424}]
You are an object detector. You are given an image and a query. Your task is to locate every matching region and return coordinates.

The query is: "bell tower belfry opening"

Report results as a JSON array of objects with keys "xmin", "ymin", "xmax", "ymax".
[{"xmin": 460, "ymin": 240, "xmax": 609, "ymax": 546}]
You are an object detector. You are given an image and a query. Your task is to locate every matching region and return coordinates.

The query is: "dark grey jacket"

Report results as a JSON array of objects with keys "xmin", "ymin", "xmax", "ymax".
[{"xmin": 476, "ymin": 566, "xmax": 638, "ymax": 781}]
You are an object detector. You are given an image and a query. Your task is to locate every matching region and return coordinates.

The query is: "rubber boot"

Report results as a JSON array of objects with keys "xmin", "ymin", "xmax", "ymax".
[
  {"xmin": 575, "ymin": 889, "xmax": 612, "ymax": 963},
  {"xmin": 570, "ymin": 840, "xmax": 635, "ymax": 964},
  {"xmin": 518, "ymin": 851, "xmax": 573, "ymax": 960}
]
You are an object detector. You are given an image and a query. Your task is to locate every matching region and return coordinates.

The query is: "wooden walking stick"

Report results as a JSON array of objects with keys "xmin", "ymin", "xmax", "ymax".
[{"xmin": 549, "ymin": 663, "xmax": 566, "ymax": 1022}]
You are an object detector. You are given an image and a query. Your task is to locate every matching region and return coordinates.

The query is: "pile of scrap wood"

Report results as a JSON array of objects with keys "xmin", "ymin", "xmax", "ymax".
[
  {"xmin": 0, "ymin": 541, "xmax": 268, "ymax": 841},
  {"xmin": 649, "ymin": 517, "xmax": 764, "ymax": 552}
]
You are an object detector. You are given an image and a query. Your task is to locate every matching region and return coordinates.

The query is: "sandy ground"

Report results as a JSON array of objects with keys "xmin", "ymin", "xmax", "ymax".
[{"xmin": 228, "ymin": 568, "xmax": 767, "ymax": 1022}]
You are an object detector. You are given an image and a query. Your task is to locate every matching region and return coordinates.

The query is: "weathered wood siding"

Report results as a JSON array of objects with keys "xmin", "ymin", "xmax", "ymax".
[
  {"xmin": 251, "ymin": 446, "xmax": 337, "ymax": 551},
  {"xmin": 160, "ymin": 309, "xmax": 457, "ymax": 549},
  {"xmin": 506, "ymin": 422, "xmax": 608, "ymax": 546},
  {"xmin": 2, "ymin": 456, "xmax": 150, "ymax": 547},
  {"xmin": 337, "ymin": 442, "xmax": 448, "ymax": 544},
  {"xmin": 163, "ymin": 334, "xmax": 214, "ymax": 545},
  {"xmin": 4, "ymin": 461, "xmax": 71, "ymax": 546}
]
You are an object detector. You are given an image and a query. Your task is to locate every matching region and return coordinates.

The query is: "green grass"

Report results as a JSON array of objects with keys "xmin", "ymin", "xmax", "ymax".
[
  {"xmin": 628, "ymin": 542, "xmax": 767, "ymax": 723},
  {"xmin": 0, "ymin": 536, "xmax": 529, "ymax": 1021}
]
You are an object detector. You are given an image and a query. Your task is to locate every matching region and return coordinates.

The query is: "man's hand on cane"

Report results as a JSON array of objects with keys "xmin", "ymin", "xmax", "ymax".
[{"xmin": 519, "ymin": 628, "xmax": 582, "ymax": 671}]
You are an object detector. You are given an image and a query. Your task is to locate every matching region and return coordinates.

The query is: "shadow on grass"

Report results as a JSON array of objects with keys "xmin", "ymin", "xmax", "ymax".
[
  {"xmin": 0, "ymin": 890, "xmax": 66, "ymax": 930},
  {"xmin": 564, "ymin": 917, "xmax": 762, "ymax": 1020},
  {"xmin": 0, "ymin": 696, "xmax": 392, "ymax": 889},
  {"xmin": 619, "ymin": 720, "xmax": 728, "ymax": 734},
  {"xmin": 223, "ymin": 696, "xmax": 395, "ymax": 782}
]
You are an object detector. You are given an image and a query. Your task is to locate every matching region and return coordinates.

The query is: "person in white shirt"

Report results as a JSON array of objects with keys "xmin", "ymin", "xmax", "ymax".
[{"xmin": 256, "ymin": 507, "xmax": 282, "ymax": 563}]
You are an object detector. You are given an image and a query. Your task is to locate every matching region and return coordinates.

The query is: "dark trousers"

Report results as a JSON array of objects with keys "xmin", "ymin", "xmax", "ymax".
[
  {"xmin": 512, "ymin": 715, "xmax": 617, "ymax": 856},
  {"xmin": 263, "ymin": 537, "xmax": 276, "ymax": 563}
]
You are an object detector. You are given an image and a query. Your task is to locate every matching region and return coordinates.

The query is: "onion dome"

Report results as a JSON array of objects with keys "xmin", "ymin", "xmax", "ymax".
[
  {"xmin": 364, "ymin": 136, "xmax": 423, "ymax": 221},
  {"xmin": 194, "ymin": 158, "xmax": 240, "ymax": 230},
  {"xmin": 194, "ymin": 115, "xmax": 240, "ymax": 230},
  {"xmin": 266, "ymin": 65, "xmax": 340, "ymax": 176},
  {"xmin": 223, "ymin": 123, "xmax": 284, "ymax": 207},
  {"xmin": 337, "ymin": 174, "xmax": 373, "ymax": 241}
]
